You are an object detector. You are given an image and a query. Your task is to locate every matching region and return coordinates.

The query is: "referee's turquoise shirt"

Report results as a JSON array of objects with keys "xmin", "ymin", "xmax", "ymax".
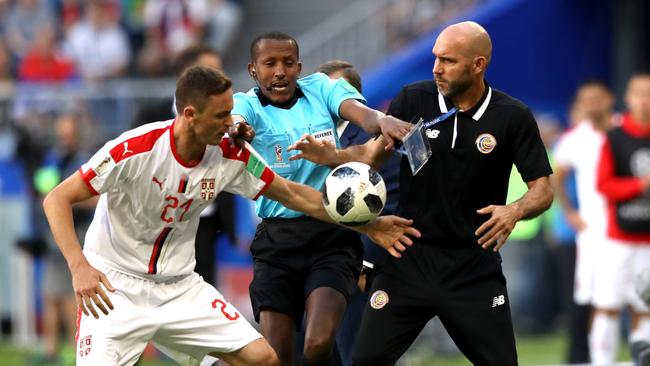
[{"xmin": 232, "ymin": 72, "xmax": 365, "ymax": 218}]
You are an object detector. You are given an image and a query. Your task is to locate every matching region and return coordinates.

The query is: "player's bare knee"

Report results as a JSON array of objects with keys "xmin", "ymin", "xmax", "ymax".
[{"xmin": 303, "ymin": 334, "xmax": 334, "ymax": 362}]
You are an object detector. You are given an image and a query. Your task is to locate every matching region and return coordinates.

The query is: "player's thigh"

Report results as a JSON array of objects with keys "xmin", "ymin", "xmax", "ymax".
[
  {"xmin": 76, "ymin": 295, "xmax": 151, "ymax": 366},
  {"xmin": 249, "ymin": 259, "xmax": 305, "ymax": 329},
  {"xmin": 215, "ymin": 338, "xmax": 278, "ymax": 366},
  {"xmin": 352, "ymin": 273, "xmax": 434, "ymax": 365},
  {"xmin": 153, "ymin": 275, "xmax": 263, "ymax": 362},
  {"xmin": 629, "ymin": 245, "xmax": 650, "ymax": 312},
  {"xmin": 593, "ymin": 239, "xmax": 635, "ymax": 310}
]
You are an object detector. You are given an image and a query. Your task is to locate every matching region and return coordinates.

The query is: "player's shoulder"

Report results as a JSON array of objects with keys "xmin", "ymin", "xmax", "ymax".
[{"xmin": 104, "ymin": 120, "xmax": 173, "ymax": 162}]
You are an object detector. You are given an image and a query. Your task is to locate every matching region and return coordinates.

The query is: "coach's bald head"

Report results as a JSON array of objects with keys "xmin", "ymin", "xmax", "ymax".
[{"xmin": 437, "ymin": 21, "xmax": 492, "ymax": 65}]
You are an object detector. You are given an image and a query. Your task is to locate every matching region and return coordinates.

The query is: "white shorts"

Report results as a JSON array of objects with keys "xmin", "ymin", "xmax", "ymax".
[
  {"xmin": 573, "ymin": 229, "xmax": 607, "ymax": 305},
  {"xmin": 592, "ymin": 239, "xmax": 650, "ymax": 311},
  {"xmin": 75, "ymin": 262, "xmax": 262, "ymax": 366}
]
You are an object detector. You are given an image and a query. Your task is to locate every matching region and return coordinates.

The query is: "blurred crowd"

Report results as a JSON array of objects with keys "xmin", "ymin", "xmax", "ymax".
[{"xmin": 0, "ymin": 0, "xmax": 243, "ymax": 81}]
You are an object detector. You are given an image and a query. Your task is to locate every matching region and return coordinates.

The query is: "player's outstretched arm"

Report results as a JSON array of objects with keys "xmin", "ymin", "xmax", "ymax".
[
  {"xmin": 288, "ymin": 134, "xmax": 391, "ymax": 171},
  {"xmin": 475, "ymin": 176, "xmax": 553, "ymax": 251},
  {"xmin": 261, "ymin": 175, "xmax": 420, "ymax": 257},
  {"xmin": 339, "ymin": 99, "xmax": 412, "ymax": 150},
  {"xmin": 43, "ymin": 172, "xmax": 115, "ymax": 318}
]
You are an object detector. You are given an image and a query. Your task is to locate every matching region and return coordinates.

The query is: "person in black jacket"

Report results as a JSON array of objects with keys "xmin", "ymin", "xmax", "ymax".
[{"xmin": 289, "ymin": 21, "xmax": 553, "ymax": 365}]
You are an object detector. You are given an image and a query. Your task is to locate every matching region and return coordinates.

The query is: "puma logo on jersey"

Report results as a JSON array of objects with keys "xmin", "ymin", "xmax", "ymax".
[
  {"xmin": 152, "ymin": 177, "xmax": 166, "ymax": 190},
  {"xmin": 425, "ymin": 129, "xmax": 440, "ymax": 139},
  {"xmin": 122, "ymin": 142, "xmax": 134, "ymax": 156}
]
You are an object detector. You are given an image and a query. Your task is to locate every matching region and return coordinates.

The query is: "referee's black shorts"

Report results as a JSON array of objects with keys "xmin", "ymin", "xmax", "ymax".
[
  {"xmin": 248, "ymin": 216, "xmax": 362, "ymax": 330},
  {"xmin": 352, "ymin": 242, "xmax": 517, "ymax": 366}
]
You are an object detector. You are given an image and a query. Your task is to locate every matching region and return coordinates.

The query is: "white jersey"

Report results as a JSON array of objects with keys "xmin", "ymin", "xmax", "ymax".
[
  {"xmin": 554, "ymin": 121, "xmax": 608, "ymax": 233},
  {"xmin": 79, "ymin": 120, "xmax": 274, "ymax": 281}
]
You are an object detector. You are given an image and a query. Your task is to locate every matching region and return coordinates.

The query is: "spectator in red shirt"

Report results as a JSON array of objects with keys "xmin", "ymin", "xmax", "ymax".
[{"xmin": 18, "ymin": 25, "xmax": 76, "ymax": 82}]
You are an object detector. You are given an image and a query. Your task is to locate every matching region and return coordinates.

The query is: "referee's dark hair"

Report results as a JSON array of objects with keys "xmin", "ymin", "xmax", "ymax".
[
  {"xmin": 175, "ymin": 66, "xmax": 232, "ymax": 113},
  {"xmin": 250, "ymin": 32, "xmax": 299, "ymax": 62},
  {"xmin": 316, "ymin": 60, "xmax": 363, "ymax": 94}
]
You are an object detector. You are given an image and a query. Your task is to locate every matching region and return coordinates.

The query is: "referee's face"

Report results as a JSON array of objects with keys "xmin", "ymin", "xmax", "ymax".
[
  {"xmin": 250, "ymin": 39, "xmax": 302, "ymax": 104},
  {"xmin": 432, "ymin": 35, "xmax": 473, "ymax": 99}
]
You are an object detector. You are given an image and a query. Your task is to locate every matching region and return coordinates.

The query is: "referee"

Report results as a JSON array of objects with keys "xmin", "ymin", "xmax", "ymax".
[{"xmin": 289, "ymin": 21, "xmax": 553, "ymax": 365}]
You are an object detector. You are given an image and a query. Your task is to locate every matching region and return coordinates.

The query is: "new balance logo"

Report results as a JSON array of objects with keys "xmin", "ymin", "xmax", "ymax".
[
  {"xmin": 122, "ymin": 142, "xmax": 134, "ymax": 156},
  {"xmin": 425, "ymin": 129, "xmax": 440, "ymax": 139},
  {"xmin": 492, "ymin": 295, "xmax": 505, "ymax": 308}
]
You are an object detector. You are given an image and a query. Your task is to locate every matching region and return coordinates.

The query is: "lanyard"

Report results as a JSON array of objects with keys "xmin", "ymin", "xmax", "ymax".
[{"xmin": 422, "ymin": 107, "xmax": 458, "ymax": 129}]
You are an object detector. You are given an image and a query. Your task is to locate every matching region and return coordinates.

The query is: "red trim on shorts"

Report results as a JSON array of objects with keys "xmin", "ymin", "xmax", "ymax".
[
  {"xmin": 75, "ymin": 306, "xmax": 82, "ymax": 344},
  {"xmin": 148, "ymin": 227, "xmax": 172, "ymax": 274},
  {"xmin": 78, "ymin": 168, "xmax": 99, "ymax": 195}
]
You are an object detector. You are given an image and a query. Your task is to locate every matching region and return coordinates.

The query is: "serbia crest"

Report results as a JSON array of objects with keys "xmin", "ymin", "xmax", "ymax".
[{"xmin": 200, "ymin": 178, "xmax": 215, "ymax": 200}]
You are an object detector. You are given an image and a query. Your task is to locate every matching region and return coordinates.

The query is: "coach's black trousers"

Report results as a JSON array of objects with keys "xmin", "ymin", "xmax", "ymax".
[{"xmin": 351, "ymin": 243, "xmax": 518, "ymax": 366}]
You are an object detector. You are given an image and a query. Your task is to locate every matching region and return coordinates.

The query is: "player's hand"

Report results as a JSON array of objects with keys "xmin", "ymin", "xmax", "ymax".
[
  {"xmin": 229, "ymin": 121, "xmax": 255, "ymax": 147},
  {"xmin": 70, "ymin": 260, "xmax": 116, "ymax": 319},
  {"xmin": 364, "ymin": 216, "xmax": 420, "ymax": 258},
  {"xmin": 475, "ymin": 204, "xmax": 520, "ymax": 251},
  {"xmin": 287, "ymin": 134, "xmax": 339, "ymax": 166},
  {"xmin": 377, "ymin": 116, "xmax": 412, "ymax": 151}
]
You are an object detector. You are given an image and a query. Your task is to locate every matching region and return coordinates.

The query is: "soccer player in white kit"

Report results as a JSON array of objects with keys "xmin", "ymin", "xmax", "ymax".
[
  {"xmin": 42, "ymin": 66, "xmax": 420, "ymax": 366},
  {"xmin": 553, "ymin": 80, "xmax": 616, "ymax": 362}
]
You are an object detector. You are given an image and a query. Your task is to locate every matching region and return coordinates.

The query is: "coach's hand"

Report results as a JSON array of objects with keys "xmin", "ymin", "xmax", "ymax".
[
  {"xmin": 71, "ymin": 260, "xmax": 116, "ymax": 319},
  {"xmin": 363, "ymin": 216, "xmax": 420, "ymax": 258},
  {"xmin": 475, "ymin": 204, "xmax": 520, "ymax": 251}
]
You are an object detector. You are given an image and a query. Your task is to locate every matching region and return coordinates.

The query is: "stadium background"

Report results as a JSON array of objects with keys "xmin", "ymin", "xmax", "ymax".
[{"xmin": 0, "ymin": 0, "xmax": 648, "ymax": 364}]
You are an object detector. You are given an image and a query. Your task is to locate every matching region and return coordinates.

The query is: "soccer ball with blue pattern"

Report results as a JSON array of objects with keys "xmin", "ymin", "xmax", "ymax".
[{"xmin": 322, "ymin": 162, "xmax": 387, "ymax": 226}]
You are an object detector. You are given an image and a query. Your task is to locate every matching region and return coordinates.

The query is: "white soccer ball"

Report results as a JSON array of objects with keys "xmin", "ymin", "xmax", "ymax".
[
  {"xmin": 635, "ymin": 267, "xmax": 650, "ymax": 307},
  {"xmin": 322, "ymin": 162, "xmax": 387, "ymax": 226}
]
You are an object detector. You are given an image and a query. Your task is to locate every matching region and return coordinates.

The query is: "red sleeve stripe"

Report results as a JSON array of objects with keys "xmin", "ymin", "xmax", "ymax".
[
  {"xmin": 109, "ymin": 126, "xmax": 169, "ymax": 164},
  {"xmin": 147, "ymin": 227, "xmax": 172, "ymax": 274},
  {"xmin": 78, "ymin": 167, "xmax": 99, "ymax": 195}
]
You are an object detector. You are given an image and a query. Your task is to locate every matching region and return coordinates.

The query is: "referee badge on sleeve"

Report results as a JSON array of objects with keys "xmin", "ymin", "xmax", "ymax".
[{"xmin": 370, "ymin": 290, "xmax": 389, "ymax": 309}]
